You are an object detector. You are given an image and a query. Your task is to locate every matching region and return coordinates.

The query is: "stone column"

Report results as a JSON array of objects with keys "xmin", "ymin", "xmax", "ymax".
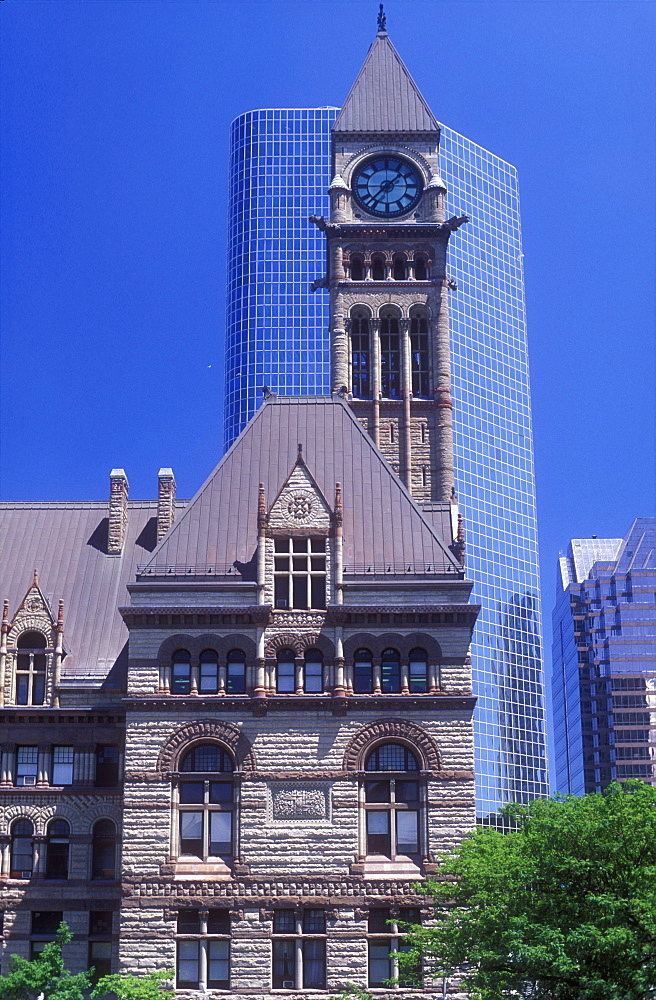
[
  {"xmin": 294, "ymin": 657, "xmax": 303, "ymax": 695},
  {"xmin": 0, "ymin": 835, "xmax": 11, "ymax": 876},
  {"xmin": 401, "ymin": 659, "xmax": 410, "ymax": 694},
  {"xmin": 370, "ymin": 318, "xmax": 381, "ymax": 447},
  {"xmin": 36, "ymin": 744, "xmax": 50, "ymax": 786},
  {"xmin": 32, "ymin": 834, "xmax": 47, "ymax": 878},
  {"xmin": 1, "ymin": 743, "xmax": 15, "ymax": 786},
  {"xmin": 400, "ymin": 317, "xmax": 412, "ymax": 490},
  {"xmin": 373, "ymin": 659, "xmax": 382, "ymax": 695},
  {"xmin": 434, "ymin": 278, "xmax": 455, "ymax": 501},
  {"xmin": 0, "ymin": 600, "xmax": 9, "ymax": 707},
  {"xmin": 53, "ymin": 600, "xmax": 64, "ymax": 708}
]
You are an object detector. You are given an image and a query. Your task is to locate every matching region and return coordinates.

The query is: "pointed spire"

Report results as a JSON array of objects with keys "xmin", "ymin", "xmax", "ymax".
[
  {"xmin": 334, "ymin": 28, "xmax": 438, "ymax": 134},
  {"xmin": 456, "ymin": 512, "xmax": 466, "ymax": 566},
  {"xmin": 334, "ymin": 482, "xmax": 343, "ymax": 527},
  {"xmin": 32, "ymin": 568, "xmax": 39, "ymax": 588},
  {"xmin": 377, "ymin": 3, "xmax": 387, "ymax": 36}
]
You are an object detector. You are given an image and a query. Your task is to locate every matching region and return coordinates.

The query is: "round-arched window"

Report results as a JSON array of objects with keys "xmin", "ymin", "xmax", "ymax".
[
  {"xmin": 363, "ymin": 743, "xmax": 421, "ymax": 859},
  {"xmin": 177, "ymin": 744, "xmax": 235, "ymax": 861}
]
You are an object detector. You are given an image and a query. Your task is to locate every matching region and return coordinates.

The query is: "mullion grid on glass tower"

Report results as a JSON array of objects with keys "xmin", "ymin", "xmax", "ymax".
[{"xmin": 224, "ymin": 110, "xmax": 548, "ymax": 818}]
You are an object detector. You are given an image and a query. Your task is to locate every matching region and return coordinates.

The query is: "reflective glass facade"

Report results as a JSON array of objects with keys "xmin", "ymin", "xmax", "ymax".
[
  {"xmin": 224, "ymin": 111, "xmax": 549, "ymax": 817},
  {"xmin": 552, "ymin": 519, "xmax": 656, "ymax": 795}
]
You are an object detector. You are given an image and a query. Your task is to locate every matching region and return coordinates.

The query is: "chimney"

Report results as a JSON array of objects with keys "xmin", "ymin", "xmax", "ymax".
[
  {"xmin": 157, "ymin": 468, "xmax": 176, "ymax": 542},
  {"xmin": 108, "ymin": 469, "xmax": 129, "ymax": 554}
]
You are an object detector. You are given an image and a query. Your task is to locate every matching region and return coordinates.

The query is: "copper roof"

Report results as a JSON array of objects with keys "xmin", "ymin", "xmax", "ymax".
[
  {"xmin": 333, "ymin": 32, "xmax": 439, "ymax": 134},
  {"xmin": 145, "ymin": 396, "xmax": 460, "ymax": 577}
]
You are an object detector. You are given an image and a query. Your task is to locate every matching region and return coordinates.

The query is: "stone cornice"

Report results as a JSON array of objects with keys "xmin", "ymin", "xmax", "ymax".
[{"xmin": 122, "ymin": 693, "xmax": 476, "ymax": 714}]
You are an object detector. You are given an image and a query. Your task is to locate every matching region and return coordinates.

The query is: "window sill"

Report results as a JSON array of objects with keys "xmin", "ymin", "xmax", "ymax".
[{"xmin": 362, "ymin": 855, "xmax": 422, "ymax": 879}]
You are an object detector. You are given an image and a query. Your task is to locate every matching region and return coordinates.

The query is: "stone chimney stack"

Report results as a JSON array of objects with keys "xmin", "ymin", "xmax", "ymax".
[
  {"xmin": 108, "ymin": 469, "xmax": 129, "ymax": 555},
  {"xmin": 157, "ymin": 468, "xmax": 177, "ymax": 543}
]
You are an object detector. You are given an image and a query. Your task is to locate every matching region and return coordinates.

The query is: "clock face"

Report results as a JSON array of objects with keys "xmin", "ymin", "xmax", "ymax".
[{"xmin": 352, "ymin": 155, "xmax": 423, "ymax": 217}]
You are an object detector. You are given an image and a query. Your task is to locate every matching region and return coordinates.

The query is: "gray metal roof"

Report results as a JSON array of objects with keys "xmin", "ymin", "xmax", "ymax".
[
  {"xmin": 144, "ymin": 397, "xmax": 460, "ymax": 577},
  {"xmin": 0, "ymin": 500, "xmax": 184, "ymax": 683},
  {"xmin": 333, "ymin": 32, "xmax": 439, "ymax": 134}
]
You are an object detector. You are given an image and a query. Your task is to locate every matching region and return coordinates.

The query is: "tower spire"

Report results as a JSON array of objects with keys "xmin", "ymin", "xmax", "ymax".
[{"xmin": 377, "ymin": 4, "xmax": 387, "ymax": 36}]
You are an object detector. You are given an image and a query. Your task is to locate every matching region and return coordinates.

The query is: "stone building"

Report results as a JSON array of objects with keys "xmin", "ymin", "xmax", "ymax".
[{"xmin": 0, "ymin": 17, "xmax": 478, "ymax": 997}]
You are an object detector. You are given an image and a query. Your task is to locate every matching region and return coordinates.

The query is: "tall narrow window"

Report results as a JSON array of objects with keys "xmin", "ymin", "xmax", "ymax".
[
  {"xmin": 199, "ymin": 650, "xmax": 219, "ymax": 694},
  {"xmin": 410, "ymin": 312, "xmax": 430, "ymax": 397},
  {"xmin": 350, "ymin": 310, "xmax": 370, "ymax": 398},
  {"xmin": 10, "ymin": 819, "xmax": 34, "ymax": 878},
  {"xmin": 276, "ymin": 649, "xmax": 296, "ymax": 694},
  {"xmin": 350, "ymin": 254, "xmax": 364, "ymax": 281},
  {"xmin": 393, "ymin": 255, "xmax": 406, "ymax": 280},
  {"xmin": 88, "ymin": 911, "xmax": 114, "ymax": 981},
  {"xmin": 364, "ymin": 744, "xmax": 420, "ymax": 859},
  {"xmin": 380, "ymin": 312, "xmax": 401, "ymax": 398},
  {"xmin": 45, "ymin": 820, "xmax": 69, "ymax": 879},
  {"xmin": 272, "ymin": 909, "xmax": 326, "ymax": 989},
  {"xmin": 371, "ymin": 255, "xmax": 386, "ymax": 281},
  {"xmin": 368, "ymin": 907, "xmax": 422, "ymax": 987},
  {"xmin": 15, "ymin": 632, "xmax": 47, "ymax": 706},
  {"xmin": 16, "ymin": 746, "xmax": 38, "ymax": 786},
  {"xmin": 178, "ymin": 745, "xmax": 234, "ymax": 861},
  {"xmin": 353, "ymin": 648, "xmax": 374, "ymax": 694},
  {"xmin": 413, "ymin": 255, "xmax": 428, "ymax": 280},
  {"xmin": 52, "ymin": 746, "xmax": 74, "ymax": 785},
  {"xmin": 95, "ymin": 746, "xmax": 120, "ymax": 787},
  {"xmin": 171, "ymin": 650, "xmax": 191, "ymax": 695},
  {"xmin": 304, "ymin": 650, "xmax": 323, "ymax": 693},
  {"xmin": 91, "ymin": 820, "xmax": 117, "ymax": 880},
  {"xmin": 381, "ymin": 648, "xmax": 401, "ymax": 693},
  {"xmin": 226, "ymin": 649, "xmax": 246, "ymax": 694},
  {"xmin": 176, "ymin": 909, "xmax": 230, "ymax": 990},
  {"xmin": 273, "ymin": 537, "xmax": 326, "ymax": 610},
  {"xmin": 30, "ymin": 911, "xmax": 62, "ymax": 959},
  {"xmin": 409, "ymin": 648, "xmax": 429, "ymax": 693}
]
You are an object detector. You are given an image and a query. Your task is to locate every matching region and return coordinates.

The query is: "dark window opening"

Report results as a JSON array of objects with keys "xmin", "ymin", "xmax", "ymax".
[
  {"xmin": 371, "ymin": 255, "xmax": 386, "ymax": 281},
  {"xmin": 91, "ymin": 820, "xmax": 117, "ymax": 880},
  {"xmin": 226, "ymin": 649, "xmax": 246, "ymax": 694},
  {"xmin": 45, "ymin": 820, "xmax": 69, "ymax": 879},
  {"xmin": 350, "ymin": 254, "xmax": 364, "ymax": 281},
  {"xmin": 96, "ymin": 745, "xmax": 120, "ymax": 787},
  {"xmin": 172, "ymin": 650, "xmax": 191, "ymax": 695},
  {"xmin": 380, "ymin": 312, "xmax": 400, "ymax": 398},
  {"xmin": 354, "ymin": 649, "xmax": 374, "ymax": 694},
  {"xmin": 410, "ymin": 312, "xmax": 430, "ymax": 397}
]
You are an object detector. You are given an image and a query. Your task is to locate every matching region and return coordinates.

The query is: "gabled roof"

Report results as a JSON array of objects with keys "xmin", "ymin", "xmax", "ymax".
[
  {"xmin": 333, "ymin": 32, "xmax": 439, "ymax": 134},
  {"xmin": 143, "ymin": 396, "xmax": 460, "ymax": 577},
  {"xmin": 0, "ymin": 500, "xmax": 181, "ymax": 682}
]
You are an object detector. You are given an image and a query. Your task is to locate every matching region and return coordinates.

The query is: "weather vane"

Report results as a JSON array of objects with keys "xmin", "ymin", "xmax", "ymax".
[{"xmin": 377, "ymin": 4, "xmax": 387, "ymax": 33}]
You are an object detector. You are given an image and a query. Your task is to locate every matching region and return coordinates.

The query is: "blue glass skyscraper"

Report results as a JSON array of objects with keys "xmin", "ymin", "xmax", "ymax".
[
  {"xmin": 552, "ymin": 520, "xmax": 656, "ymax": 796},
  {"xmin": 225, "ymin": 62, "xmax": 548, "ymax": 818}
]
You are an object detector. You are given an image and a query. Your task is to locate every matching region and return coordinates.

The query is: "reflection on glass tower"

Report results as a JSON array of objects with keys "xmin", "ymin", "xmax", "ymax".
[{"xmin": 224, "ymin": 111, "xmax": 548, "ymax": 817}]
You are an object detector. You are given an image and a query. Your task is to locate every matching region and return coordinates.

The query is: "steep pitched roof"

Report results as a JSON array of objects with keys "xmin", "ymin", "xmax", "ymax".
[
  {"xmin": 143, "ymin": 396, "xmax": 460, "ymax": 577},
  {"xmin": 0, "ymin": 500, "xmax": 182, "ymax": 682},
  {"xmin": 333, "ymin": 32, "xmax": 439, "ymax": 134}
]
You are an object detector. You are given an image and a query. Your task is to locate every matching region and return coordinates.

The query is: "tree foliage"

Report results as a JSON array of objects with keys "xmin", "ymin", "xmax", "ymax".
[
  {"xmin": 0, "ymin": 924, "xmax": 92, "ymax": 1000},
  {"xmin": 402, "ymin": 781, "xmax": 656, "ymax": 1000},
  {"xmin": 92, "ymin": 969, "xmax": 174, "ymax": 1000}
]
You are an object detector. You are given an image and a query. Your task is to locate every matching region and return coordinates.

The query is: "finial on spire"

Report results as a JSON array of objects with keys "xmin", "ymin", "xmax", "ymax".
[
  {"xmin": 32, "ymin": 568, "xmax": 39, "ymax": 588},
  {"xmin": 377, "ymin": 3, "xmax": 387, "ymax": 34}
]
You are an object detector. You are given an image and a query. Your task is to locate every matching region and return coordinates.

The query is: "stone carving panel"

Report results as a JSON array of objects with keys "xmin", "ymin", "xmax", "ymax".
[{"xmin": 270, "ymin": 784, "xmax": 330, "ymax": 822}]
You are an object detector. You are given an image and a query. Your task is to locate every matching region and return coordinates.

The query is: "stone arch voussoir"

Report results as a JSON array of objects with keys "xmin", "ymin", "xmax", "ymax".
[
  {"xmin": 343, "ymin": 719, "xmax": 440, "ymax": 774},
  {"xmin": 156, "ymin": 720, "xmax": 256, "ymax": 774}
]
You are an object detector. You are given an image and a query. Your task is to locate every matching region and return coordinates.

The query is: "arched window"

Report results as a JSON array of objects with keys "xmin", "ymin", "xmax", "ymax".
[
  {"xmin": 350, "ymin": 309, "xmax": 370, "ymax": 399},
  {"xmin": 178, "ymin": 744, "xmax": 235, "ymax": 861},
  {"xmin": 410, "ymin": 311, "xmax": 429, "ymax": 397},
  {"xmin": 409, "ymin": 648, "xmax": 428, "ymax": 693},
  {"xmin": 45, "ymin": 819, "xmax": 69, "ymax": 879},
  {"xmin": 350, "ymin": 254, "xmax": 364, "ymax": 281},
  {"xmin": 392, "ymin": 255, "xmax": 406, "ymax": 280},
  {"xmin": 226, "ymin": 649, "xmax": 246, "ymax": 694},
  {"xmin": 380, "ymin": 311, "xmax": 400, "ymax": 398},
  {"xmin": 91, "ymin": 820, "xmax": 117, "ymax": 880},
  {"xmin": 172, "ymin": 650, "xmax": 191, "ymax": 695},
  {"xmin": 381, "ymin": 648, "xmax": 401, "ymax": 693},
  {"xmin": 353, "ymin": 649, "xmax": 373, "ymax": 694},
  {"xmin": 364, "ymin": 743, "xmax": 420, "ymax": 859},
  {"xmin": 303, "ymin": 650, "xmax": 323, "ymax": 694},
  {"xmin": 199, "ymin": 650, "xmax": 218, "ymax": 694},
  {"xmin": 16, "ymin": 631, "xmax": 47, "ymax": 706},
  {"xmin": 413, "ymin": 255, "xmax": 428, "ymax": 280},
  {"xmin": 10, "ymin": 819, "xmax": 34, "ymax": 878},
  {"xmin": 276, "ymin": 649, "xmax": 296, "ymax": 694},
  {"xmin": 371, "ymin": 255, "xmax": 386, "ymax": 281}
]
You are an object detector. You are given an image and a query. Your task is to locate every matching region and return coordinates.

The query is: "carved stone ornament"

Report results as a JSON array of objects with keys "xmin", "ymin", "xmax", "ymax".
[
  {"xmin": 156, "ymin": 719, "xmax": 257, "ymax": 773},
  {"xmin": 270, "ymin": 613, "xmax": 325, "ymax": 629},
  {"xmin": 264, "ymin": 631, "xmax": 325, "ymax": 656},
  {"xmin": 286, "ymin": 491, "xmax": 315, "ymax": 522},
  {"xmin": 342, "ymin": 718, "xmax": 440, "ymax": 772},
  {"xmin": 271, "ymin": 785, "xmax": 328, "ymax": 821}
]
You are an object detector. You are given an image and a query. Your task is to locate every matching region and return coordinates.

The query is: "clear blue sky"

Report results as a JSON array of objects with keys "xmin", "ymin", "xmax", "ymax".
[{"xmin": 1, "ymin": 0, "xmax": 654, "ymax": 627}]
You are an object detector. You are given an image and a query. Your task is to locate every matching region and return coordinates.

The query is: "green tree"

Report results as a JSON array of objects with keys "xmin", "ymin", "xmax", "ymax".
[
  {"xmin": 91, "ymin": 969, "xmax": 174, "ymax": 1000},
  {"xmin": 328, "ymin": 987, "xmax": 374, "ymax": 1000},
  {"xmin": 401, "ymin": 781, "xmax": 656, "ymax": 1000},
  {"xmin": 0, "ymin": 923, "xmax": 91, "ymax": 1000}
]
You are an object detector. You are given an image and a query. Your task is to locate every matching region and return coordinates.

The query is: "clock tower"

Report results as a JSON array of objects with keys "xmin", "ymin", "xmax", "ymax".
[{"xmin": 315, "ymin": 8, "xmax": 467, "ymax": 505}]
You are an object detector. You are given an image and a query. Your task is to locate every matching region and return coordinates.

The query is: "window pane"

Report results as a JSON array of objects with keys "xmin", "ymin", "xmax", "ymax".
[
  {"xmin": 227, "ymin": 660, "xmax": 245, "ymax": 694},
  {"xmin": 207, "ymin": 909, "xmax": 230, "ymax": 934},
  {"xmin": 303, "ymin": 939, "xmax": 325, "ymax": 987},
  {"xmin": 366, "ymin": 811, "xmax": 391, "ymax": 854},
  {"xmin": 293, "ymin": 575, "xmax": 308, "ymax": 609},
  {"xmin": 273, "ymin": 909, "xmax": 295, "ymax": 933},
  {"xmin": 209, "ymin": 812, "xmax": 232, "ymax": 854},
  {"xmin": 179, "ymin": 812, "xmax": 203, "ymax": 855},
  {"xmin": 32, "ymin": 674, "xmax": 46, "ymax": 705},
  {"xmin": 199, "ymin": 661, "xmax": 218, "ymax": 693},
  {"xmin": 368, "ymin": 909, "xmax": 391, "ymax": 933},
  {"xmin": 365, "ymin": 780, "xmax": 390, "ymax": 803},
  {"xmin": 304, "ymin": 660, "xmax": 323, "ymax": 693},
  {"xmin": 52, "ymin": 747, "xmax": 74, "ymax": 785},
  {"xmin": 177, "ymin": 940, "xmax": 199, "ymax": 987},
  {"xmin": 277, "ymin": 661, "xmax": 295, "ymax": 693},
  {"xmin": 369, "ymin": 942, "xmax": 392, "ymax": 986},
  {"xmin": 310, "ymin": 575, "xmax": 325, "ymax": 609},
  {"xmin": 177, "ymin": 911, "xmax": 200, "ymax": 934},
  {"xmin": 208, "ymin": 939, "xmax": 229, "ymax": 987},
  {"xmin": 396, "ymin": 810, "xmax": 419, "ymax": 853},
  {"xmin": 395, "ymin": 780, "xmax": 419, "ymax": 803},
  {"xmin": 272, "ymin": 939, "xmax": 296, "ymax": 988},
  {"xmin": 354, "ymin": 655, "xmax": 373, "ymax": 693},
  {"xmin": 209, "ymin": 782, "xmax": 232, "ymax": 803},
  {"xmin": 303, "ymin": 909, "xmax": 325, "ymax": 933},
  {"xmin": 180, "ymin": 782, "xmax": 204, "ymax": 804}
]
